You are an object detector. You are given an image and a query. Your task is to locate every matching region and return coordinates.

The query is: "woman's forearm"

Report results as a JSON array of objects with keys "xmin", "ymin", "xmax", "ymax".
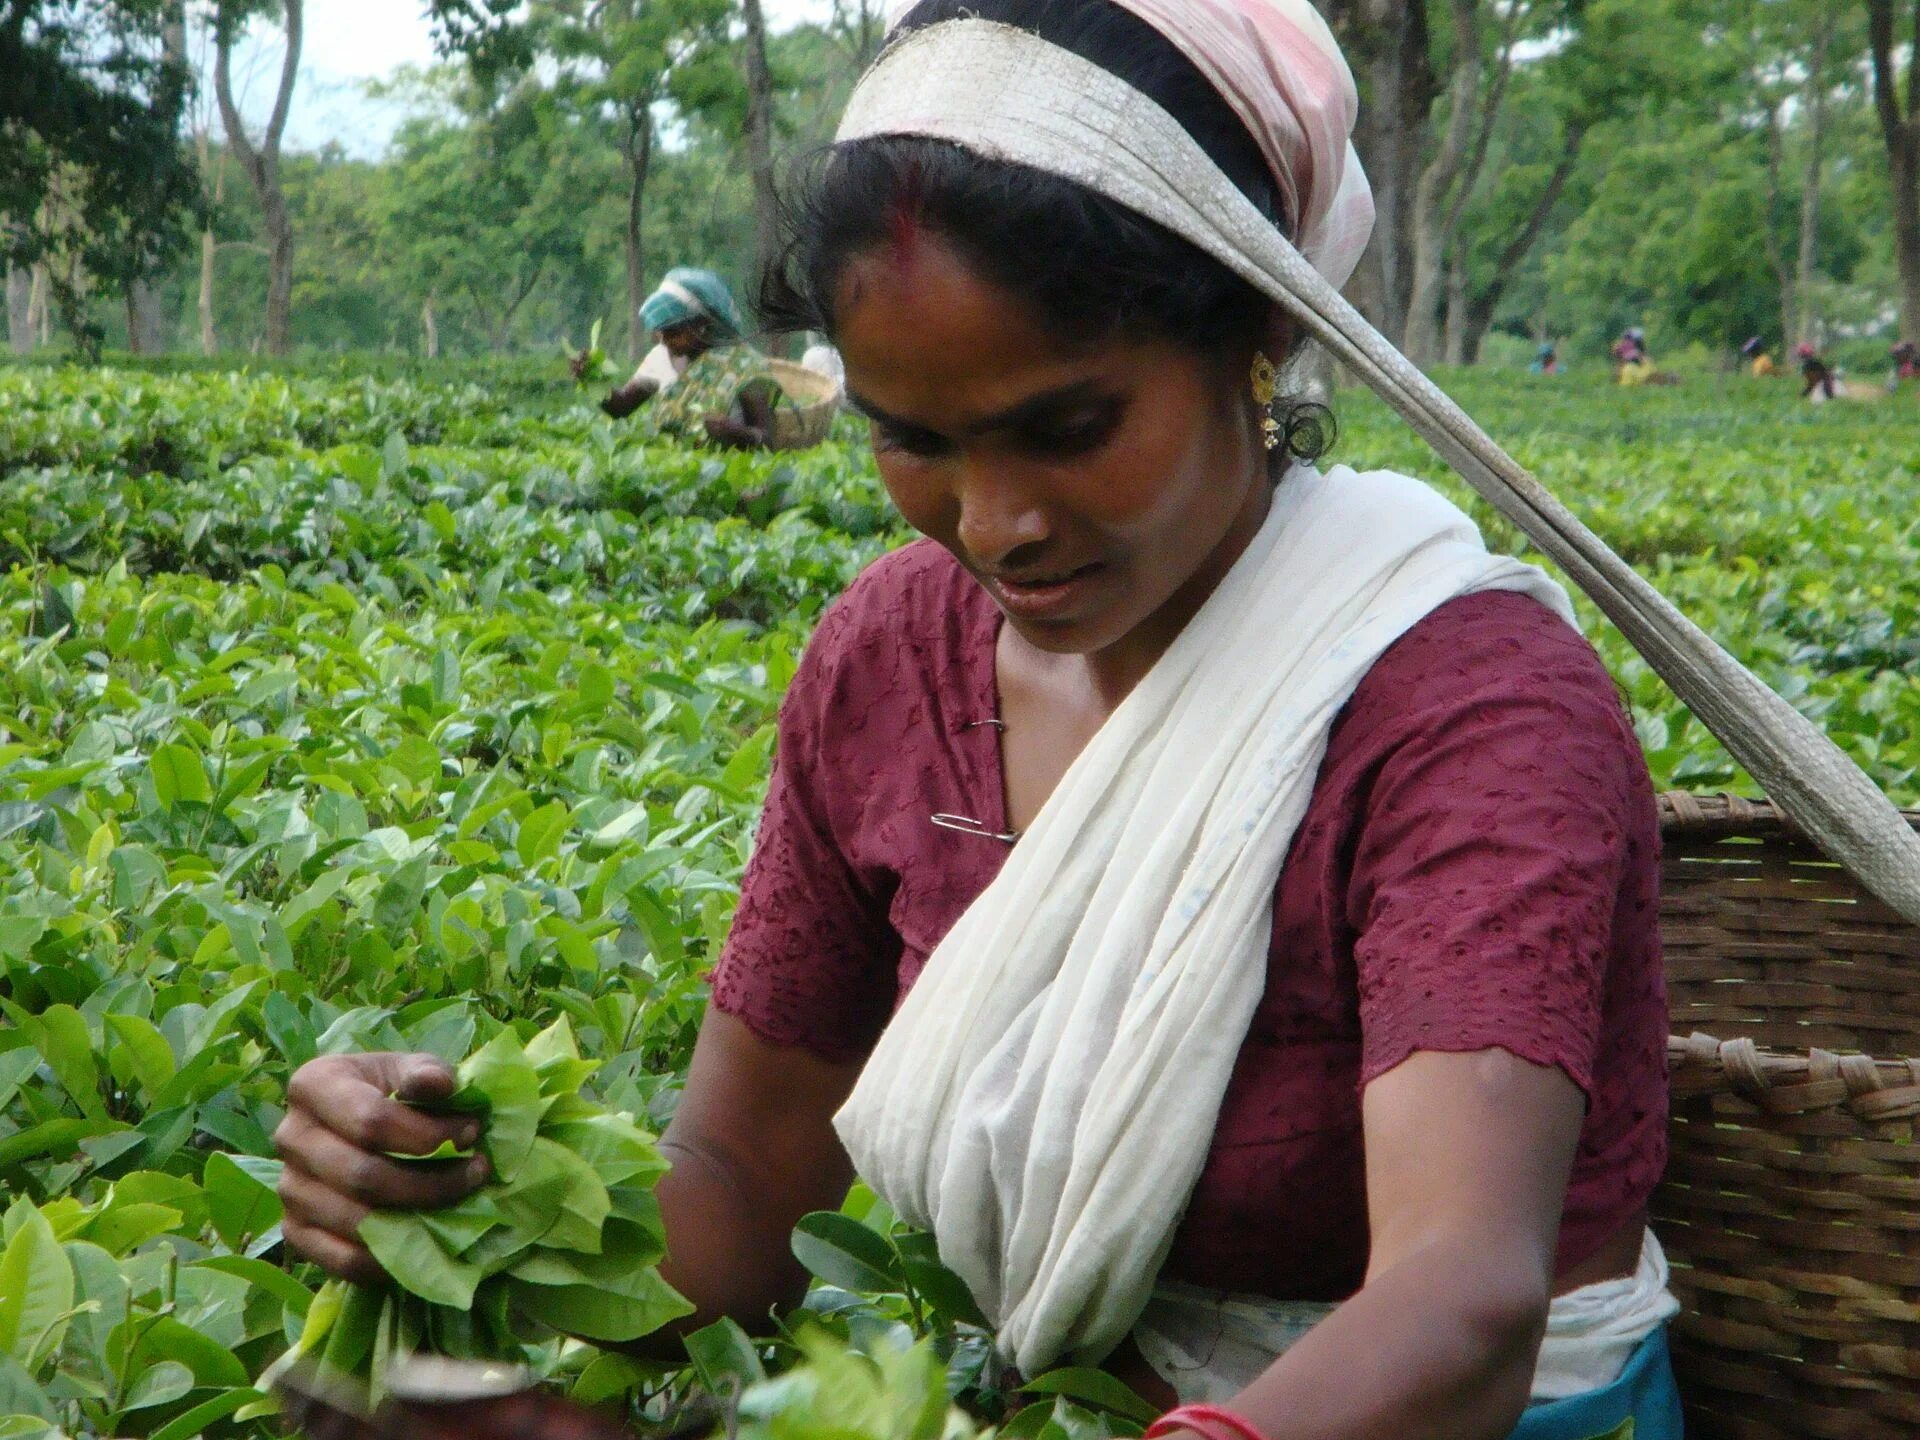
[
  {"xmin": 1221, "ymin": 1236, "xmax": 1547, "ymax": 1440},
  {"xmin": 657, "ymin": 1136, "xmax": 822, "ymax": 1328},
  {"xmin": 608, "ymin": 1136, "xmax": 827, "ymax": 1359},
  {"xmin": 601, "ymin": 1012, "xmax": 864, "ymax": 1358}
]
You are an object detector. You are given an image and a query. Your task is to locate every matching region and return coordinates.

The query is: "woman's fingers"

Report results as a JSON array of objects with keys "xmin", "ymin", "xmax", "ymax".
[
  {"xmin": 284, "ymin": 1053, "xmax": 479, "ymax": 1160},
  {"xmin": 278, "ymin": 1110, "xmax": 488, "ymax": 1210},
  {"xmin": 279, "ymin": 1154, "xmax": 373, "ymax": 1238},
  {"xmin": 274, "ymin": 1051, "xmax": 489, "ymax": 1281},
  {"xmin": 279, "ymin": 1201, "xmax": 383, "ymax": 1285}
]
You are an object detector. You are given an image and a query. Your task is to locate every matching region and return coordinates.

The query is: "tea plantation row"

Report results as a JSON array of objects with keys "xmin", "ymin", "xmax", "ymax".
[{"xmin": 0, "ymin": 359, "xmax": 1914, "ymax": 1438}]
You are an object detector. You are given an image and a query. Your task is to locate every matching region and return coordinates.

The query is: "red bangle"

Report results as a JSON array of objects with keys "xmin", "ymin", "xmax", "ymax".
[{"xmin": 1143, "ymin": 1404, "xmax": 1269, "ymax": 1440}]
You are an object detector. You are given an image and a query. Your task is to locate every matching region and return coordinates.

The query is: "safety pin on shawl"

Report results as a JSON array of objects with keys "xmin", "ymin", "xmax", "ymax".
[
  {"xmin": 933, "ymin": 717, "xmax": 1020, "ymax": 843},
  {"xmin": 931, "ymin": 813, "xmax": 1021, "ymax": 844}
]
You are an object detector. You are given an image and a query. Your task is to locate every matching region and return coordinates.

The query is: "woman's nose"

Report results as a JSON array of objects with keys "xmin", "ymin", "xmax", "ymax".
[{"xmin": 954, "ymin": 462, "xmax": 1051, "ymax": 567}]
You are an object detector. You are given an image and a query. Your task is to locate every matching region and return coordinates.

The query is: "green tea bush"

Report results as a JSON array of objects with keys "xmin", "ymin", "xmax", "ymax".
[{"xmin": 0, "ymin": 358, "xmax": 1915, "ymax": 1438}]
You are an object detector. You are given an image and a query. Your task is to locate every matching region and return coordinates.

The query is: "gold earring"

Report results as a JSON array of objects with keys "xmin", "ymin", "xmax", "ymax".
[{"xmin": 1250, "ymin": 350, "xmax": 1281, "ymax": 452}]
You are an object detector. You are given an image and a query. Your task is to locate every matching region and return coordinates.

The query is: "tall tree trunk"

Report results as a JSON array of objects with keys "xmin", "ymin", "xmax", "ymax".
[
  {"xmin": 1433, "ymin": 0, "xmax": 1524, "ymax": 367},
  {"xmin": 739, "ymin": 0, "xmax": 780, "ymax": 284},
  {"xmin": 1868, "ymin": 0, "xmax": 1920, "ymax": 343},
  {"xmin": 1793, "ymin": 7, "xmax": 1834, "ymax": 346},
  {"xmin": 196, "ymin": 124, "xmax": 224, "ymax": 355},
  {"xmin": 213, "ymin": 0, "xmax": 303, "ymax": 356},
  {"xmin": 1460, "ymin": 125, "xmax": 1586, "ymax": 364},
  {"xmin": 6, "ymin": 264, "xmax": 32, "ymax": 354},
  {"xmin": 1443, "ymin": 252, "xmax": 1469, "ymax": 365},
  {"xmin": 198, "ymin": 228, "xmax": 218, "ymax": 354},
  {"xmin": 624, "ymin": 107, "xmax": 655, "ymax": 362},
  {"xmin": 1406, "ymin": 0, "xmax": 1482, "ymax": 366},
  {"xmin": 127, "ymin": 1, "xmax": 187, "ymax": 357},
  {"xmin": 421, "ymin": 296, "xmax": 439, "ymax": 360},
  {"xmin": 1761, "ymin": 99, "xmax": 1796, "ymax": 352},
  {"xmin": 29, "ymin": 265, "xmax": 51, "ymax": 345},
  {"xmin": 1320, "ymin": 0, "xmax": 1435, "ymax": 338},
  {"xmin": 128, "ymin": 282, "xmax": 171, "ymax": 353}
]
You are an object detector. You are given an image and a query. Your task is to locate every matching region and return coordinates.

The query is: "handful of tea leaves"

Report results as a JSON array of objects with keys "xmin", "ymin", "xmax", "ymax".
[
  {"xmin": 566, "ymin": 319, "xmax": 617, "ymax": 385},
  {"xmin": 269, "ymin": 1019, "xmax": 689, "ymax": 1403}
]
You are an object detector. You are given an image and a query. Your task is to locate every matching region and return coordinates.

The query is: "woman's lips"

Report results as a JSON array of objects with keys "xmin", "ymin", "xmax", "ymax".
[{"xmin": 990, "ymin": 562, "xmax": 1106, "ymax": 621}]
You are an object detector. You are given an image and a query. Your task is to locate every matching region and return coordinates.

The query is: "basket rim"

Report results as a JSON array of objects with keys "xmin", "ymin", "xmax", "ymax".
[
  {"xmin": 765, "ymin": 356, "xmax": 842, "ymax": 412},
  {"xmin": 1658, "ymin": 790, "xmax": 1920, "ymax": 840},
  {"xmin": 1669, "ymin": 1030, "xmax": 1920, "ymax": 1119}
]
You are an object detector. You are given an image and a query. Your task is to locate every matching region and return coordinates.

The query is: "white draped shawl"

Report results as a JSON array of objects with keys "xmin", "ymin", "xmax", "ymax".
[{"xmin": 835, "ymin": 465, "xmax": 1573, "ymax": 1373}]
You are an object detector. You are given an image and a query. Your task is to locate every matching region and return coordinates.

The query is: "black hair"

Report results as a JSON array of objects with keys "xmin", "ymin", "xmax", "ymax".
[{"xmin": 758, "ymin": 0, "xmax": 1335, "ymax": 465}]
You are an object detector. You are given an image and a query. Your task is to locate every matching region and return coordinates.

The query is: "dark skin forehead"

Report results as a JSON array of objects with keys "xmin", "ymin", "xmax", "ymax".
[
  {"xmin": 845, "ymin": 378, "xmax": 1117, "ymax": 442},
  {"xmin": 832, "ymin": 237, "xmax": 1223, "ymax": 438}
]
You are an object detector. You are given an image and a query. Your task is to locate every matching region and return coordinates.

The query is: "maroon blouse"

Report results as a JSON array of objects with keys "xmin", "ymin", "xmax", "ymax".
[{"xmin": 710, "ymin": 539, "xmax": 1669, "ymax": 1301}]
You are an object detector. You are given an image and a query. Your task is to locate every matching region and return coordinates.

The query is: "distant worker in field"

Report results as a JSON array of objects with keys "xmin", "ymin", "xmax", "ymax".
[
  {"xmin": 1891, "ymin": 340, "xmax": 1919, "ymax": 388},
  {"xmin": 1529, "ymin": 341, "xmax": 1559, "ymax": 375},
  {"xmin": 600, "ymin": 268, "xmax": 802, "ymax": 450},
  {"xmin": 1796, "ymin": 341, "xmax": 1836, "ymax": 403},
  {"xmin": 1740, "ymin": 337, "xmax": 1776, "ymax": 378},
  {"xmin": 1611, "ymin": 327, "xmax": 1656, "ymax": 386}
]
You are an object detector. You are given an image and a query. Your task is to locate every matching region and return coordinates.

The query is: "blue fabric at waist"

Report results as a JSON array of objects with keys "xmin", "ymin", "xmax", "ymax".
[{"xmin": 1507, "ymin": 1327, "xmax": 1682, "ymax": 1440}]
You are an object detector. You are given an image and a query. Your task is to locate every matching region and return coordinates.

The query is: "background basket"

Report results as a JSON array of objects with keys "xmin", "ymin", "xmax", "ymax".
[
  {"xmin": 764, "ymin": 358, "xmax": 841, "ymax": 451},
  {"xmin": 1655, "ymin": 792, "xmax": 1920, "ymax": 1439}
]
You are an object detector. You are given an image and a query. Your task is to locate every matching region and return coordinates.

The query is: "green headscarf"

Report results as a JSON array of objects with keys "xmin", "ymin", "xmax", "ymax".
[{"xmin": 638, "ymin": 268, "xmax": 744, "ymax": 341}]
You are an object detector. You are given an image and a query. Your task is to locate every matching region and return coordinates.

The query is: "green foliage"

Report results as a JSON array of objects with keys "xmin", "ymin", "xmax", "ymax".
[
  {"xmin": 0, "ymin": 357, "xmax": 890, "ymax": 1436},
  {"xmin": 0, "ymin": 356, "xmax": 1914, "ymax": 1439},
  {"xmin": 367, "ymin": 70, "xmax": 621, "ymax": 355}
]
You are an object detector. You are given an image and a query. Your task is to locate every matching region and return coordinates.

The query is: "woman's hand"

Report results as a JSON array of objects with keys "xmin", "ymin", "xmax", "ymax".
[
  {"xmin": 601, "ymin": 378, "xmax": 659, "ymax": 419},
  {"xmin": 274, "ymin": 1052, "xmax": 491, "ymax": 1283},
  {"xmin": 704, "ymin": 385, "xmax": 777, "ymax": 450}
]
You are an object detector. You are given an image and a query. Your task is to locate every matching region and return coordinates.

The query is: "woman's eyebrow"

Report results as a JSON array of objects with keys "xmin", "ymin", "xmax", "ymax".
[{"xmin": 845, "ymin": 380, "xmax": 1113, "ymax": 438}]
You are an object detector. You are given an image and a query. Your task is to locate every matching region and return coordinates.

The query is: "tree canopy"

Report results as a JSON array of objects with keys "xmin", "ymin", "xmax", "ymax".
[
  {"xmin": 6, "ymin": 0, "xmax": 1916, "ymax": 367},
  {"xmin": 2, "ymin": 0, "xmax": 200, "ymax": 352}
]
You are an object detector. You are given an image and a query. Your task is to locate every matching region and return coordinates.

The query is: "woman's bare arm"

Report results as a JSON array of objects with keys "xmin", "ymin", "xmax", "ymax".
[
  {"xmin": 1206, "ymin": 1047, "xmax": 1585, "ymax": 1440},
  {"xmin": 703, "ymin": 387, "xmax": 777, "ymax": 450},
  {"xmin": 649, "ymin": 1010, "xmax": 864, "ymax": 1334}
]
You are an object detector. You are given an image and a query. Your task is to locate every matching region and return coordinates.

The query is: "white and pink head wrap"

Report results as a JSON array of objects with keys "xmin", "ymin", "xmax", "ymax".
[
  {"xmin": 1102, "ymin": 0, "xmax": 1375, "ymax": 288},
  {"xmin": 863, "ymin": 0, "xmax": 1374, "ymax": 289}
]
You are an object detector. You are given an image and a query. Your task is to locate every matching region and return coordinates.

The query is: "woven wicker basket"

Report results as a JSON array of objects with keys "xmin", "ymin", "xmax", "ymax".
[
  {"xmin": 1656, "ymin": 792, "xmax": 1920, "ymax": 1439},
  {"xmin": 764, "ymin": 358, "xmax": 842, "ymax": 452}
]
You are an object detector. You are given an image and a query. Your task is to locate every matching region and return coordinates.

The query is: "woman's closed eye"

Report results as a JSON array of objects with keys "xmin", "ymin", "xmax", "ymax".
[
  {"xmin": 1017, "ymin": 397, "xmax": 1125, "ymax": 458},
  {"xmin": 866, "ymin": 392, "xmax": 1125, "ymax": 461},
  {"xmin": 873, "ymin": 419, "xmax": 953, "ymax": 458}
]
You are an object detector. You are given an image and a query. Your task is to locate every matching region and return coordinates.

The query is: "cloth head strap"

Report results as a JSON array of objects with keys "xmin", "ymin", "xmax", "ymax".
[
  {"xmin": 658, "ymin": 278, "xmax": 705, "ymax": 315},
  {"xmin": 640, "ymin": 268, "xmax": 744, "ymax": 339},
  {"xmin": 838, "ymin": 18, "xmax": 1920, "ymax": 919}
]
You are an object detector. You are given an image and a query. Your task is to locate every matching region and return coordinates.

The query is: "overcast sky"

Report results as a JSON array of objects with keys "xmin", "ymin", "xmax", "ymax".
[{"xmin": 225, "ymin": 0, "xmax": 837, "ymax": 158}]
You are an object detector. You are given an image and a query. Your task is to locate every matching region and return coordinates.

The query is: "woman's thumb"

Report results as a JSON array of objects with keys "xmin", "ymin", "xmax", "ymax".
[{"xmin": 386, "ymin": 1053, "xmax": 456, "ymax": 1103}]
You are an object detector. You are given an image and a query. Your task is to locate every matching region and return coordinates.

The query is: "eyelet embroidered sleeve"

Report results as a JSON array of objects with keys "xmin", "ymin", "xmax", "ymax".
[{"xmin": 1345, "ymin": 594, "xmax": 1661, "ymax": 1102}]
